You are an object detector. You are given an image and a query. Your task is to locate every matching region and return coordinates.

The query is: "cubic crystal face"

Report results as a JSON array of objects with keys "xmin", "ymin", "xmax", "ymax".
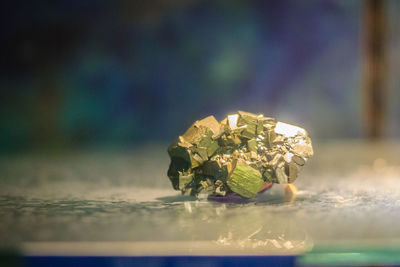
[{"xmin": 167, "ymin": 111, "xmax": 313, "ymax": 199}]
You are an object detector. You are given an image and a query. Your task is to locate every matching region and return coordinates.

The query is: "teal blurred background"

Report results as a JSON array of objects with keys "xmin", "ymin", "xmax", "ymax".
[{"xmin": 1, "ymin": 0, "xmax": 399, "ymax": 152}]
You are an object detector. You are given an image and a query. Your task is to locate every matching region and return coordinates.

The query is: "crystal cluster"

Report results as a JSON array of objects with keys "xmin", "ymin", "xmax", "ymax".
[{"xmin": 167, "ymin": 111, "xmax": 313, "ymax": 199}]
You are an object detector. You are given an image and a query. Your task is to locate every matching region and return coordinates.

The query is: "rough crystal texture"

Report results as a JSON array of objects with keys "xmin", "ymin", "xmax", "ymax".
[{"xmin": 167, "ymin": 111, "xmax": 313, "ymax": 198}]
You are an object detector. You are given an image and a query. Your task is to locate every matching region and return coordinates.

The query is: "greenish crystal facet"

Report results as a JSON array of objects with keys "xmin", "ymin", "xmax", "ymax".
[{"xmin": 227, "ymin": 161, "xmax": 264, "ymax": 198}]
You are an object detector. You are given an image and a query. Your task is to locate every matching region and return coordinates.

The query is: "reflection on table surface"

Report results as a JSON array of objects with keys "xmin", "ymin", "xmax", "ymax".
[{"xmin": 1, "ymin": 141, "xmax": 400, "ymax": 256}]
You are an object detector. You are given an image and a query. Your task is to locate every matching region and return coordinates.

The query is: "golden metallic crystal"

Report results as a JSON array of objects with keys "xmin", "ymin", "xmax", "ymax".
[{"xmin": 167, "ymin": 111, "xmax": 313, "ymax": 199}]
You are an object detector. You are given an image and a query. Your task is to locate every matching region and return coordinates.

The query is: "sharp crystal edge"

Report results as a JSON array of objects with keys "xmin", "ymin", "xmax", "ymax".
[{"xmin": 167, "ymin": 111, "xmax": 313, "ymax": 199}]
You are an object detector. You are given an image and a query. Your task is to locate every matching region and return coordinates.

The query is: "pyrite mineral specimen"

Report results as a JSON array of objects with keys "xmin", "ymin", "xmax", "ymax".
[{"xmin": 167, "ymin": 111, "xmax": 313, "ymax": 199}]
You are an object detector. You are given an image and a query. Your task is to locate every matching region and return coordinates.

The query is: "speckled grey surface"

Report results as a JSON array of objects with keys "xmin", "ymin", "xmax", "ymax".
[{"xmin": 1, "ymin": 142, "xmax": 400, "ymax": 255}]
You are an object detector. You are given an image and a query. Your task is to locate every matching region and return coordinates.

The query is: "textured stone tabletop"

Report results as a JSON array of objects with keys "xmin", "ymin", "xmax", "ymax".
[{"xmin": 1, "ymin": 141, "xmax": 400, "ymax": 256}]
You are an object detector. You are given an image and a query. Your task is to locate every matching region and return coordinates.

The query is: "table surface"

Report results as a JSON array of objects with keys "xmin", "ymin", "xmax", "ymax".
[{"xmin": 1, "ymin": 141, "xmax": 400, "ymax": 256}]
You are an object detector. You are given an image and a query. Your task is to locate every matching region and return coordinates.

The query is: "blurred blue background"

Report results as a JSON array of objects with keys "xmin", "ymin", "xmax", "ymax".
[{"xmin": 1, "ymin": 0, "xmax": 398, "ymax": 152}]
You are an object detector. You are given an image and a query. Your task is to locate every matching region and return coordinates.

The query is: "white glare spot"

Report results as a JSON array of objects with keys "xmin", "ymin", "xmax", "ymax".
[
  {"xmin": 284, "ymin": 152, "xmax": 294, "ymax": 162},
  {"xmin": 228, "ymin": 114, "xmax": 239, "ymax": 129},
  {"xmin": 274, "ymin": 122, "xmax": 306, "ymax": 137}
]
